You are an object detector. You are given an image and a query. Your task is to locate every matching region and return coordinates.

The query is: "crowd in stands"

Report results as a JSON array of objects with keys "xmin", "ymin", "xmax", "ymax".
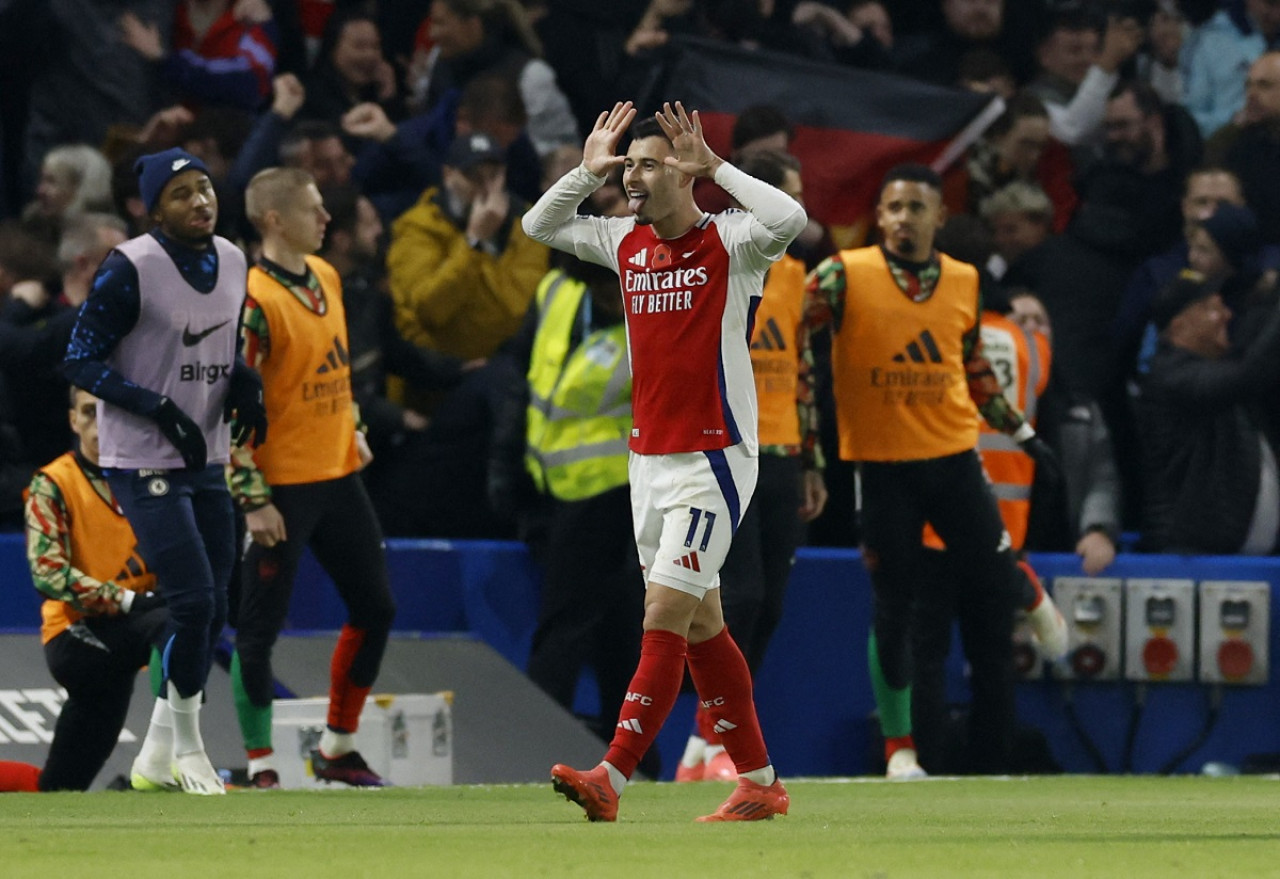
[{"xmin": 1, "ymin": 0, "xmax": 1279, "ymax": 560}]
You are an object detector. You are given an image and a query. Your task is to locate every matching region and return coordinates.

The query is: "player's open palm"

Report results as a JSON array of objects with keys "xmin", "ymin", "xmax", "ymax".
[
  {"xmin": 655, "ymin": 101, "xmax": 722, "ymax": 179},
  {"xmin": 583, "ymin": 101, "xmax": 636, "ymax": 177}
]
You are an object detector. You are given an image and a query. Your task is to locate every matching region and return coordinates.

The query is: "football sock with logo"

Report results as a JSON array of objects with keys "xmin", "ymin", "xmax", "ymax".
[
  {"xmin": 603, "ymin": 629, "xmax": 688, "ymax": 779},
  {"xmin": 328, "ymin": 625, "xmax": 371, "ymax": 734},
  {"xmin": 696, "ymin": 701, "xmax": 722, "ymax": 746},
  {"xmin": 231, "ymin": 650, "xmax": 274, "ymax": 752},
  {"xmin": 0, "ymin": 760, "xmax": 40, "ymax": 792},
  {"xmin": 686, "ymin": 626, "xmax": 771, "ymax": 779},
  {"xmin": 868, "ymin": 632, "xmax": 912, "ymax": 738}
]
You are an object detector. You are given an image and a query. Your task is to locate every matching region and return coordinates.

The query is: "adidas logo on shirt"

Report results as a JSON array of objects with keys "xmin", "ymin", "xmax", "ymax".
[
  {"xmin": 892, "ymin": 329, "xmax": 943, "ymax": 364},
  {"xmin": 751, "ymin": 317, "xmax": 788, "ymax": 351},
  {"xmin": 627, "ymin": 249, "xmax": 647, "ymax": 268},
  {"xmin": 316, "ymin": 335, "xmax": 351, "ymax": 374}
]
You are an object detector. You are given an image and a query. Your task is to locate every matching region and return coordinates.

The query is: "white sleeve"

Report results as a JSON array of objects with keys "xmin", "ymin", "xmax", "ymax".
[
  {"xmin": 712, "ymin": 162, "xmax": 807, "ymax": 265},
  {"xmin": 518, "ymin": 60, "xmax": 581, "ymax": 156},
  {"xmin": 1046, "ymin": 65, "xmax": 1119, "ymax": 146},
  {"xmin": 522, "ymin": 164, "xmax": 625, "ymax": 271}
]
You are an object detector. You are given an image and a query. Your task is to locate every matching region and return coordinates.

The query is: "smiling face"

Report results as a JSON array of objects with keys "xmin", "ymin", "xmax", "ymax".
[
  {"xmin": 333, "ymin": 19, "xmax": 384, "ymax": 86},
  {"xmin": 153, "ymin": 169, "xmax": 217, "ymax": 244},
  {"xmin": 622, "ymin": 135, "xmax": 686, "ymax": 227},
  {"xmin": 876, "ymin": 179, "xmax": 946, "ymax": 260}
]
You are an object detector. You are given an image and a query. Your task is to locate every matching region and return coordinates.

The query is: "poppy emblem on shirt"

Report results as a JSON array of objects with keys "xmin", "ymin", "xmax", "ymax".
[{"xmin": 652, "ymin": 244, "xmax": 672, "ymax": 268}]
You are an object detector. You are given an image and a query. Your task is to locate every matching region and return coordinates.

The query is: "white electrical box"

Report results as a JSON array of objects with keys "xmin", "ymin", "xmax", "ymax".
[
  {"xmin": 272, "ymin": 692, "xmax": 454, "ymax": 789},
  {"xmin": 1123, "ymin": 579, "xmax": 1196, "ymax": 682},
  {"xmin": 1051, "ymin": 577, "xmax": 1124, "ymax": 681},
  {"xmin": 1198, "ymin": 581, "xmax": 1270, "ymax": 686}
]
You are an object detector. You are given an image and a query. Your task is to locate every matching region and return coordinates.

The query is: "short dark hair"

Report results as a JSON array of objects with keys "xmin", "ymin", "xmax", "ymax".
[
  {"xmin": 736, "ymin": 150, "xmax": 800, "ymax": 190},
  {"xmin": 629, "ymin": 115, "xmax": 671, "ymax": 146},
  {"xmin": 878, "ymin": 163, "xmax": 943, "ymax": 199},
  {"xmin": 459, "ymin": 74, "xmax": 527, "ymax": 127},
  {"xmin": 1109, "ymin": 79, "xmax": 1165, "ymax": 118},
  {"xmin": 731, "ymin": 105, "xmax": 792, "ymax": 152},
  {"xmin": 1038, "ymin": 7, "xmax": 1103, "ymax": 46},
  {"xmin": 986, "ymin": 91, "xmax": 1048, "ymax": 140}
]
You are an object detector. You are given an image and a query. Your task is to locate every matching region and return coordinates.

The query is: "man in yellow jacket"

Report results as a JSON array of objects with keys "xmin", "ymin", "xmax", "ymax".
[{"xmin": 387, "ymin": 133, "xmax": 549, "ymax": 362}]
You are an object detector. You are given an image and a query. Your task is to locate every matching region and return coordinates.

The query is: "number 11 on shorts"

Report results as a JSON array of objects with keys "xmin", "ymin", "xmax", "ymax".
[{"xmin": 684, "ymin": 507, "xmax": 716, "ymax": 551}]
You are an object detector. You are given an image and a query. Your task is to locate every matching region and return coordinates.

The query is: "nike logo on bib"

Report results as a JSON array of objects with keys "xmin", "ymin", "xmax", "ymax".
[{"xmin": 182, "ymin": 319, "xmax": 231, "ymax": 346}]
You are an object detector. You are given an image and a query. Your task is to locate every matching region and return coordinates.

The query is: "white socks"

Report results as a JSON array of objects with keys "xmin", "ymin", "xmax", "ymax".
[
  {"xmin": 680, "ymin": 735, "xmax": 708, "ymax": 769},
  {"xmin": 248, "ymin": 755, "xmax": 277, "ymax": 778},
  {"xmin": 602, "ymin": 761, "xmax": 627, "ymax": 797},
  {"xmin": 135, "ymin": 697, "xmax": 174, "ymax": 768},
  {"xmin": 167, "ymin": 682, "xmax": 206, "ymax": 757},
  {"xmin": 741, "ymin": 764, "xmax": 776, "ymax": 787},
  {"xmin": 318, "ymin": 728, "xmax": 355, "ymax": 758}
]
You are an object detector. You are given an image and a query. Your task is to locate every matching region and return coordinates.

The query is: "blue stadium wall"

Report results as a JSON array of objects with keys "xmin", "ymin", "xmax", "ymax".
[{"xmin": 1, "ymin": 534, "xmax": 1277, "ymax": 778}]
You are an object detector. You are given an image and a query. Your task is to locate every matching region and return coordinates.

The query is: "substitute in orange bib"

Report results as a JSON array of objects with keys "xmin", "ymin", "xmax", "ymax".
[
  {"xmin": 908, "ymin": 278, "xmax": 1068, "ymax": 775},
  {"xmin": 0, "ymin": 389, "xmax": 174, "ymax": 793},
  {"xmin": 802, "ymin": 164, "xmax": 1062, "ymax": 777},
  {"xmin": 228, "ymin": 168, "xmax": 395, "ymax": 789}
]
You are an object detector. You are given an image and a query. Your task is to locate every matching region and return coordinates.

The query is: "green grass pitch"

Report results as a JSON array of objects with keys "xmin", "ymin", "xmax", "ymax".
[{"xmin": 2, "ymin": 776, "xmax": 1276, "ymax": 878}]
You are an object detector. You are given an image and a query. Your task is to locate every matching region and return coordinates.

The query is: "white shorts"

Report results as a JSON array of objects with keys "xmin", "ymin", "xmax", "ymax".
[{"xmin": 630, "ymin": 445, "xmax": 758, "ymax": 598}]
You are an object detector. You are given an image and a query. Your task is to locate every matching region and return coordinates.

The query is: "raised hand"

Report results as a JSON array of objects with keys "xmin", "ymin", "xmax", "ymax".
[
  {"xmin": 654, "ymin": 101, "xmax": 723, "ymax": 179},
  {"xmin": 583, "ymin": 101, "xmax": 637, "ymax": 177}
]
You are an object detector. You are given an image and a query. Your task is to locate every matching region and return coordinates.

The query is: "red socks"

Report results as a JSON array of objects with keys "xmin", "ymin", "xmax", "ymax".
[
  {"xmin": 686, "ymin": 627, "xmax": 769, "ymax": 774},
  {"xmin": 604, "ymin": 629, "xmax": 688, "ymax": 778},
  {"xmin": 0, "ymin": 760, "xmax": 40, "ymax": 792},
  {"xmin": 885, "ymin": 734, "xmax": 916, "ymax": 761},
  {"xmin": 328, "ymin": 624, "xmax": 372, "ymax": 732},
  {"xmin": 695, "ymin": 700, "xmax": 721, "ymax": 746}
]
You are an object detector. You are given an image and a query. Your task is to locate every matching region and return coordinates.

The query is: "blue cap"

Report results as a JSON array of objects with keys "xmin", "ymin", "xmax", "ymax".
[{"xmin": 134, "ymin": 148, "xmax": 211, "ymax": 213}]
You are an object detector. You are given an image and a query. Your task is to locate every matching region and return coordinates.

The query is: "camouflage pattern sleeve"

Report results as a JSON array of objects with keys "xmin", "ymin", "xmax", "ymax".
[
  {"xmin": 240, "ymin": 294, "xmax": 271, "ymax": 369},
  {"xmin": 964, "ymin": 325, "xmax": 1027, "ymax": 435},
  {"xmin": 795, "ymin": 319, "xmax": 825, "ymax": 471},
  {"xmin": 25, "ymin": 473, "xmax": 125, "ymax": 614},
  {"xmin": 803, "ymin": 256, "xmax": 846, "ymax": 334},
  {"xmin": 227, "ymin": 443, "xmax": 272, "ymax": 511}
]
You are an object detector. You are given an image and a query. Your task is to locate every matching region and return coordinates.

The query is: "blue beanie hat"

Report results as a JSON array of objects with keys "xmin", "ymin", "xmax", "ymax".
[{"xmin": 134, "ymin": 148, "xmax": 211, "ymax": 213}]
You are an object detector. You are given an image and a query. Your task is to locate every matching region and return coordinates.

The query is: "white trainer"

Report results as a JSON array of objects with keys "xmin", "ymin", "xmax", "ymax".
[
  {"xmin": 886, "ymin": 748, "xmax": 928, "ymax": 781},
  {"xmin": 173, "ymin": 751, "xmax": 226, "ymax": 795},
  {"xmin": 1027, "ymin": 592, "xmax": 1070, "ymax": 662}
]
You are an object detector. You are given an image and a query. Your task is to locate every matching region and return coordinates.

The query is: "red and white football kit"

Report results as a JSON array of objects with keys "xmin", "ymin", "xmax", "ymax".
[{"xmin": 523, "ymin": 162, "xmax": 805, "ymax": 596}]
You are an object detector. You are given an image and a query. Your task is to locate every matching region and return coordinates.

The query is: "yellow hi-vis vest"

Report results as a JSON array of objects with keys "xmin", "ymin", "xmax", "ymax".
[{"xmin": 525, "ymin": 271, "xmax": 632, "ymax": 501}]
